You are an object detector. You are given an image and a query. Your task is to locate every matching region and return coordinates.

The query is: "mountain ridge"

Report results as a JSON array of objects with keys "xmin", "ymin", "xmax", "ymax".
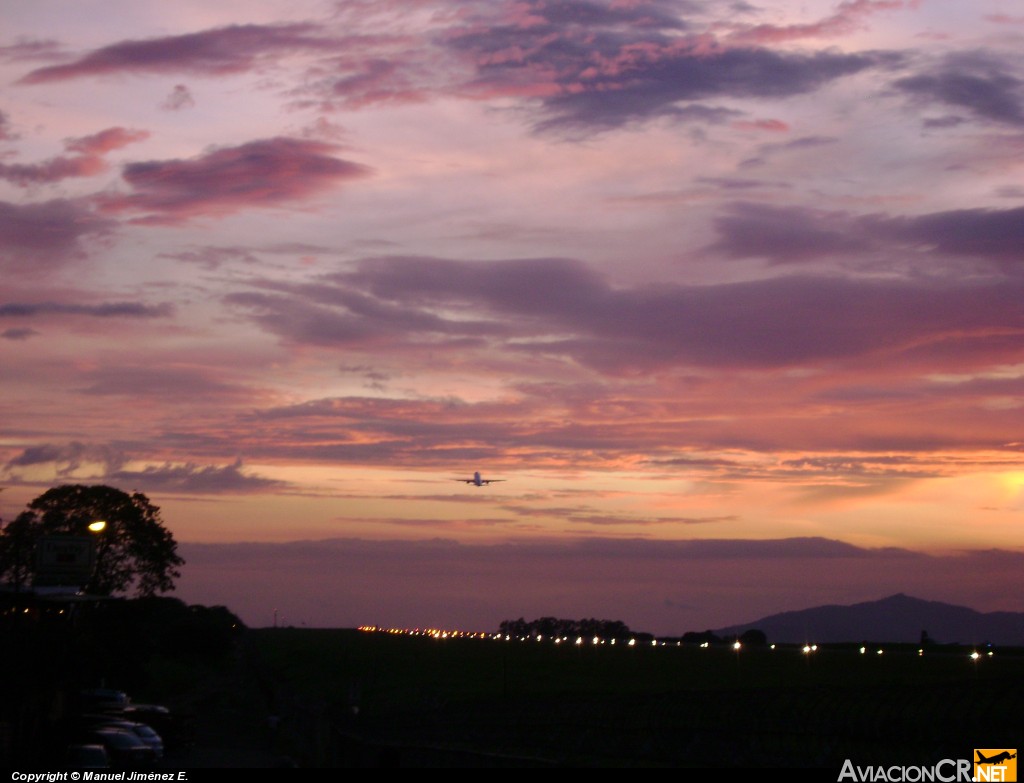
[{"xmin": 713, "ymin": 593, "xmax": 1024, "ymax": 645}]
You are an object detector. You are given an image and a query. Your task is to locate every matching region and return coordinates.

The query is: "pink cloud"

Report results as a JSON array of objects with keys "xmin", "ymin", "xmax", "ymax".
[
  {"xmin": 0, "ymin": 127, "xmax": 148, "ymax": 186},
  {"xmin": 65, "ymin": 127, "xmax": 149, "ymax": 155},
  {"xmin": 725, "ymin": 0, "xmax": 918, "ymax": 46},
  {"xmin": 985, "ymin": 15, "xmax": 1024, "ymax": 26},
  {"xmin": 96, "ymin": 137, "xmax": 372, "ymax": 224},
  {"xmin": 732, "ymin": 118, "xmax": 790, "ymax": 132}
]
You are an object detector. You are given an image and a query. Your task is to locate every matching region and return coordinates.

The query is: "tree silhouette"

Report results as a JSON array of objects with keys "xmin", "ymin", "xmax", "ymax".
[
  {"xmin": 0, "ymin": 484, "xmax": 184, "ymax": 596},
  {"xmin": 739, "ymin": 628, "xmax": 768, "ymax": 646},
  {"xmin": 498, "ymin": 616, "xmax": 635, "ymax": 640}
]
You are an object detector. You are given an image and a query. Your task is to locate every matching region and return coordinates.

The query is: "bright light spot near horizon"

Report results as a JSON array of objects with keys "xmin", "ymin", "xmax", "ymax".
[
  {"xmin": 733, "ymin": 641, "xmax": 741, "ymax": 650},
  {"xmin": 88, "ymin": 520, "xmax": 107, "ymax": 532}
]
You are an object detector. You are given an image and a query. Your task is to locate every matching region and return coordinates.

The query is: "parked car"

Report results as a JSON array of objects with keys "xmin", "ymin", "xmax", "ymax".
[
  {"xmin": 82, "ymin": 716, "xmax": 163, "ymax": 761},
  {"xmin": 78, "ymin": 688, "xmax": 130, "ymax": 714},
  {"xmin": 122, "ymin": 703, "xmax": 191, "ymax": 750},
  {"xmin": 64, "ymin": 743, "xmax": 110, "ymax": 769},
  {"xmin": 85, "ymin": 727, "xmax": 156, "ymax": 768},
  {"xmin": 89, "ymin": 719, "xmax": 164, "ymax": 760}
]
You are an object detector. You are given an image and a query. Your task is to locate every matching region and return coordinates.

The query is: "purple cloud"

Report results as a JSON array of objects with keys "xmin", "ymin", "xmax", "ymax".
[
  {"xmin": 161, "ymin": 84, "xmax": 195, "ymax": 111},
  {"xmin": 10, "ymin": 4, "xmax": 905, "ymax": 137},
  {"xmin": 893, "ymin": 52, "xmax": 1024, "ymax": 126},
  {"xmin": 75, "ymin": 365, "xmax": 249, "ymax": 400},
  {"xmin": 534, "ymin": 48, "xmax": 886, "ymax": 133},
  {"xmin": 2, "ymin": 446, "xmax": 281, "ymax": 495},
  {"xmin": 0, "ymin": 110, "xmax": 15, "ymax": 141},
  {"xmin": 109, "ymin": 459, "xmax": 286, "ymax": 494},
  {"xmin": 0, "ymin": 199, "xmax": 114, "ymax": 275},
  {"xmin": 872, "ymin": 206, "xmax": 1024, "ymax": 265},
  {"xmin": 221, "ymin": 255, "xmax": 1023, "ymax": 378},
  {"xmin": 1, "ymin": 328, "xmax": 38, "ymax": 340},
  {"xmin": 98, "ymin": 137, "xmax": 372, "ymax": 224},
  {"xmin": 0, "ymin": 301, "xmax": 171, "ymax": 318},
  {"xmin": 0, "ymin": 156, "xmax": 108, "ymax": 186},
  {"xmin": 6, "ymin": 441, "xmax": 128, "ymax": 476},
  {"xmin": 442, "ymin": 1, "xmax": 894, "ymax": 133},
  {"xmin": 17, "ymin": 24, "xmax": 338, "ymax": 83},
  {"xmin": 712, "ymin": 201, "xmax": 1024, "ymax": 270},
  {"xmin": 711, "ymin": 202, "xmax": 870, "ymax": 263}
]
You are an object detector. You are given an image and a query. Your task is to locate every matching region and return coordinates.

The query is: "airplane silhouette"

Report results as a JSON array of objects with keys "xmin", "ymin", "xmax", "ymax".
[
  {"xmin": 453, "ymin": 471, "xmax": 505, "ymax": 487},
  {"xmin": 977, "ymin": 751, "xmax": 1016, "ymax": 765}
]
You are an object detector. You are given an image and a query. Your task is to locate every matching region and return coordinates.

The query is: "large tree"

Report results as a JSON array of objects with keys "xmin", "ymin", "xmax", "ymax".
[{"xmin": 0, "ymin": 484, "xmax": 184, "ymax": 596}]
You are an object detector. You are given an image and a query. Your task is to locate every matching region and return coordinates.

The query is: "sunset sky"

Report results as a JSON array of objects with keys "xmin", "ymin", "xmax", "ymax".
[{"xmin": 2, "ymin": 0, "xmax": 1023, "ymax": 636}]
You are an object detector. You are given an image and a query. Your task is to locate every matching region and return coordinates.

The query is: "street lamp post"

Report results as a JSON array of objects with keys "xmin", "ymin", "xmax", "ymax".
[{"xmin": 86, "ymin": 520, "xmax": 107, "ymax": 594}]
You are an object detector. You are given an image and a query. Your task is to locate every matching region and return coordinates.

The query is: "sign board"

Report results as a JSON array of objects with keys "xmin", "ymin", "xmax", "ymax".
[{"xmin": 34, "ymin": 535, "xmax": 95, "ymax": 586}]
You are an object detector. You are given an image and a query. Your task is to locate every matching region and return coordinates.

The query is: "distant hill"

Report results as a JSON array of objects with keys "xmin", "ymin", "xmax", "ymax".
[{"xmin": 713, "ymin": 593, "xmax": 1024, "ymax": 646}]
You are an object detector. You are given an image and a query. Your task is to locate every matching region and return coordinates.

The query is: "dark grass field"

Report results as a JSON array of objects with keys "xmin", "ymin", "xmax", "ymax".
[{"xmin": 246, "ymin": 628, "xmax": 1024, "ymax": 768}]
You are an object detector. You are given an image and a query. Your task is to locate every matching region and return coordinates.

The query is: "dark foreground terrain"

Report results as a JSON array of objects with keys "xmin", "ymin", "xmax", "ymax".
[
  {"xmin": 4, "ymin": 608, "xmax": 1021, "ymax": 769},
  {"xmin": 242, "ymin": 629, "xmax": 1022, "ymax": 768}
]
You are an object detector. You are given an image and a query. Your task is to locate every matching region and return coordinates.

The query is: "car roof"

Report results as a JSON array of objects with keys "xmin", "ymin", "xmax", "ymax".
[{"xmin": 91, "ymin": 727, "xmax": 147, "ymax": 744}]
